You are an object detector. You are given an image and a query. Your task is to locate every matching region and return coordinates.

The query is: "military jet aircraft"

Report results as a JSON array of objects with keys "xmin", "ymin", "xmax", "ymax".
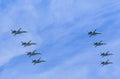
[
  {"xmin": 32, "ymin": 58, "xmax": 46, "ymax": 65},
  {"xmin": 11, "ymin": 28, "xmax": 27, "ymax": 36},
  {"xmin": 101, "ymin": 59, "xmax": 112, "ymax": 66},
  {"xmin": 27, "ymin": 50, "xmax": 41, "ymax": 57},
  {"xmin": 94, "ymin": 40, "xmax": 106, "ymax": 47},
  {"xmin": 100, "ymin": 51, "xmax": 113, "ymax": 57},
  {"xmin": 88, "ymin": 29, "xmax": 101, "ymax": 37},
  {"xmin": 21, "ymin": 41, "xmax": 36, "ymax": 47}
]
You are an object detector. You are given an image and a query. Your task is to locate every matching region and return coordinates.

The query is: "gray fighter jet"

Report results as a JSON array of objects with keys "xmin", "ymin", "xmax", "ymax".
[
  {"xmin": 27, "ymin": 50, "xmax": 41, "ymax": 57},
  {"xmin": 32, "ymin": 58, "xmax": 46, "ymax": 65},
  {"xmin": 100, "ymin": 51, "xmax": 113, "ymax": 57},
  {"xmin": 11, "ymin": 28, "xmax": 27, "ymax": 36},
  {"xmin": 94, "ymin": 40, "xmax": 106, "ymax": 47},
  {"xmin": 21, "ymin": 41, "xmax": 36, "ymax": 47},
  {"xmin": 101, "ymin": 59, "xmax": 112, "ymax": 66},
  {"xmin": 88, "ymin": 29, "xmax": 101, "ymax": 37}
]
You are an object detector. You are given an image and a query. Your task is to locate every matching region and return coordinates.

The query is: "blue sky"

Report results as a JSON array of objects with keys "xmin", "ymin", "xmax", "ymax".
[{"xmin": 0, "ymin": 0, "xmax": 120, "ymax": 79}]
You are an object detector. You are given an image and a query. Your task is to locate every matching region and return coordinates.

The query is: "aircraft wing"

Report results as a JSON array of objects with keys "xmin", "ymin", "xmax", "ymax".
[{"xmin": 18, "ymin": 28, "xmax": 21, "ymax": 31}]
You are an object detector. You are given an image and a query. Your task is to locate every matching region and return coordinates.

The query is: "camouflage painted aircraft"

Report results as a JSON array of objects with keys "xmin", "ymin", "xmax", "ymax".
[
  {"xmin": 32, "ymin": 58, "xmax": 46, "ymax": 65},
  {"xmin": 88, "ymin": 29, "xmax": 101, "ymax": 37},
  {"xmin": 27, "ymin": 50, "xmax": 41, "ymax": 57},
  {"xmin": 100, "ymin": 51, "xmax": 113, "ymax": 57},
  {"xmin": 11, "ymin": 28, "xmax": 27, "ymax": 36},
  {"xmin": 101, "ymin": 59, "xmax": 112, "ymax": 66},
  {"xmin": 94, "ymin": 40, "xmax": 106, "ymax": 47},
  {"xmin": 21, "ymin": 41, "xmax": 36, "ymax": 47}
]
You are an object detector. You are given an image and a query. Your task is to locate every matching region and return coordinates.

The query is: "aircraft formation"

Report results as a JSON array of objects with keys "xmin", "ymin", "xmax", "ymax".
[
  {"xmin": 11, "ymin": 28, "xmax": 46, "ymax": 65},
  {"xmin": 11, "ymin": 28, "xmax": 114, "ymax": 66},
  {"xmin": 88, "ymin": 29, "xmax": 113, "ymax": 66}
]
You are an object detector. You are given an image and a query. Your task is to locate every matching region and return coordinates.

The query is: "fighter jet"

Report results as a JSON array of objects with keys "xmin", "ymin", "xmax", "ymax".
[
  {"xmin": 94, "ymin": 40, "xmax": 106, "ymax": 47},
  {"xmin": 100, "ymin": 51, "xmax": 113, "ymax": 57},
  {"xmin": 101, "ymin": 59, "xmax": 112, "ymax": 66},
  {"xmin": 32, "ymin": 58, "xmax": 46, "ymax": 65},
  {"xmin": 21, "ymin": 41, "xmax": 36, "ymax": 47},
  {"xmin": 27, "ymin": 50, "xmax": 41, "ymax": 57},
  {"xmin": 11, "ymin": 28, "xmax": 27, "ymax": 36},
  {"xmin": 88, "ymin": 29, "xmax": 101, "ymax": 37}
]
